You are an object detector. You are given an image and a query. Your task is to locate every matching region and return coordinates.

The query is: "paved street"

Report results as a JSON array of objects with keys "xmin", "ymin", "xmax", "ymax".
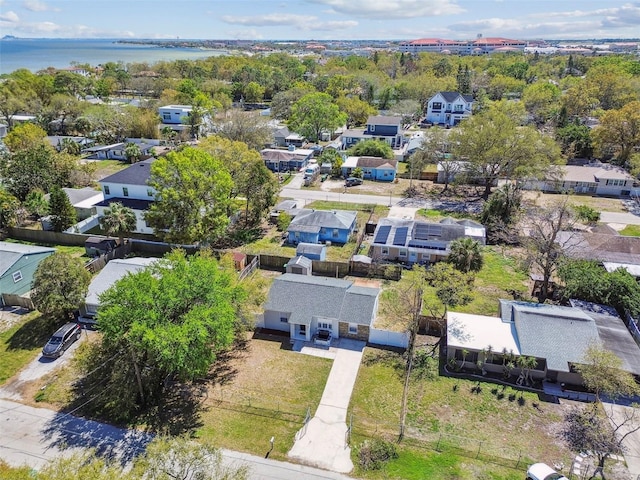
[
  {"xmin": 600, "ymin": 211, "xmax": 640, "ymax": 226},
  {"xmin": 0, "ymin": 399, "xmax": 353, "ymax": 479}
]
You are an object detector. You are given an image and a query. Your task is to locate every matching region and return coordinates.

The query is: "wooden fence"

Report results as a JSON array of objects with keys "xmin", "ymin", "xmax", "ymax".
[{"xmin": 1, "ymin": 294, "xmax": 34, "ymax": 310}]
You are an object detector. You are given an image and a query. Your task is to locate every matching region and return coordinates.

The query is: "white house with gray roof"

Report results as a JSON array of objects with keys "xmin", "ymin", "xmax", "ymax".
[
  {"xmin": 425, "ymin": 92, "xmax": 474, "ymax": 126},
  {"xmin": 261, "ymin": 273, "xmax": 380, "ymax": 343},
  {"xmin": 371, "ymin": 216, "xmax": 485, "ymax": 265},
  {"xmin": 525, "ymin": 163, "xmax": 639, "ymax": 197},
  {"xmin": 447, "ymin": 299, "xmax": 640, "ymax": 388}
]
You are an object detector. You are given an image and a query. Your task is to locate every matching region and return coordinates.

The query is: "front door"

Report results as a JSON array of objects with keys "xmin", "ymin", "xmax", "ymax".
[{"xmin": 409, "ymin": 251, "xmax": 417, "ymax": 263}]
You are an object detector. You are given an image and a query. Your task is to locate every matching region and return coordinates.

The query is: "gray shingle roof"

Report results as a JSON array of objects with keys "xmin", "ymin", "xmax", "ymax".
[
  {"xmin": 0, "ymin": 242, "xmax": 56, "ymax": 277},
  {"xmin": 85, "ymin": 257, "xmax": 158, "ymax": 308},
  {"xmin": 296, "ymin": 243, "xmax": 326, "ymax": 255},
  {"xmin": 99, "ymin": 159, "xmax": 155, "ymax": 186},
  {"xmin": 367, "ymin": 115, "xmax": 402, "ymax": 126},
  {"xmin": 288, "ymin": 209, "xmax": 357, "ymax": 231},
  {"xmin": 557, "ymin": 231, "xmax": 640, "ymax": 265},
  {"xmin": 502, "ymin": 300, "xmax": 599, "ymax": 372},
  {"xmin": 264, "ymin": 273, "xmax": 379, "ymax": 326},
  {"xmin": 438, "ymin": 91, "xmax": 473, "ymax": 103}
]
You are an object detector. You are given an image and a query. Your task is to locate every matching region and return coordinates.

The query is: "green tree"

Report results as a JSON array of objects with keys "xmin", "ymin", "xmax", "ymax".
[
  {"xmin": 288, "ymin": 92, "xmax": 347, "ymax": 143},
  {"xmin": 270, "ymin": 84, "xmax": 316, "ymax": 120},
  {"xmin": 447, "ymin": 237, "xmax": 484, "ymax": 274},
  {"xmin": 96, "ymin": 250, "xmax": 246, "ymax": 415},
  {"xmin": 556, "ymin": 122, "xmax": 593, "ymax": 158},
  {"xmin": 3, "ymin": 122, "xmax": 48, "ymax": 152},
  {"xmin": 99, "ymin": 202, "xmax": 137, "ymax": 245},
  {"xmin": 337, "ymin": 95, "xmax": 378, "ymax": 128},
  {"xmin": 409, "ymin": 128, "xmax": 453, "ymax": 191},
  {"xmin": 214, "ymin": 110, "xmax": 273, "ymax": 150},
  {"xmin": 243, "ymin": 81, "xmax": 265, "ymax": 103},
  {"xmin": 521, "ymin": 81, "xmax": 561, "ymax": 124},
  {"xmin": 0, "ymin": 188, "xmax": 20, "ymax": 230},
  {"xmin": 451, "ymin": 107, "xmax": 562, "ymax": 199},
  {"xmin": 145, "ymin": 147, "xmax": 233, "ymax": 245},
  {"xmin": 124, "ymin": 142, "xmax": 142, "ymax": 164},
  {"xmin": 424, "ymin": 262, "xmax": 473, "ymax": 319},
  {"xmin": 24, "ymin": 189, "xmax": 48, "ymax": 219},
  {"xmin": 592, "ymin": 101, "xmax": 640, "ymax": 165},
  {"xmin": 31, "ymin": 252, "xmax": 91, "ymax": 321},
  {"xmin": 479, "ymin": 183, "xmax": 523, "ymax": 244},
  {"xmin": 48, "ymin": 186, "xmax": 77, "ymax": 232},
  {"xmin": 347, "ymin": 139, "xmax": 394, "ymax": 159}
]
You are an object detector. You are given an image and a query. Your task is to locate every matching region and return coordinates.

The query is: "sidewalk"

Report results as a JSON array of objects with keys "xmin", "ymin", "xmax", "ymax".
[{"xmin": 288, "ymin": 339, "xmax": 365, "ymax": 473}]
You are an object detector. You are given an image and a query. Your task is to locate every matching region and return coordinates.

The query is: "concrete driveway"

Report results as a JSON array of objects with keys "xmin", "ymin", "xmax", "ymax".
[
  {"xmin": 288, "ymin": 339, "xmax": 365, "ymax": 473},
  {"xmin": 601, "ymin": 211, "xmax": 640, "ymax": 226},
  {"xmin": 0, "ymin": 328, "xmax": 93, "ymax": 401}
]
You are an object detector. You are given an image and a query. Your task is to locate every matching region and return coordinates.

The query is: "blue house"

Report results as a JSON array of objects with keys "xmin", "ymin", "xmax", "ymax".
[
  {"xmin": 0, "ymin": 242, "xmax": 55, "ymax": 306},
  {"xmin": 341, "ymin": 156, "xmax": 398, "ymax": 182},
  {"xmin": 287, "ymin": 209, "xmax": 357, "ymax": 245},
  {"xmin": 340, "ymin": 115, "xmax": 404, "ymax": 150},
  {"xmin": 260, "ymin": 147, "xmax": 314, "ymax": 173}
]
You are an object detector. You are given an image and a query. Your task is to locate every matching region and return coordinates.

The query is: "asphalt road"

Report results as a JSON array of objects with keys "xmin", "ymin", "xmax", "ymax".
[{"xmin": 0, "ymin": 399, "xmax": 353, "ymax": 479}]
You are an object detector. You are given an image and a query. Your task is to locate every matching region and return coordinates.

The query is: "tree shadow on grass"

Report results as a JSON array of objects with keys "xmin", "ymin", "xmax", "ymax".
[
  {"xmin": 6, "ymin": 314, "xmax": 57, "ymax": 350},
  {"xmin": 140, "ymin": 382, "xmax": 208, "ymax": 436}
]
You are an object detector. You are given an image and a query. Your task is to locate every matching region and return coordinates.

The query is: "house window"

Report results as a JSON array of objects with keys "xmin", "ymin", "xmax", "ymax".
[
  {"xmin": 12, "ymin": 271, "xmax": 23, "ymax": 283},
  {"xmin": 318, "ymin": 321, "xmax": 332, "ymax": 330},
  {"xmin": 370, "ymin": 125, "xmax": 375, "ymax": 132},
  {"xmin": 162, "ymin": 113, "xmax": 171, "ymax": 121},
  {"xmin": 122, "ymin": 187, "xmax": 129, "ymax": 197},
  {"xmin": 348, "ymin": 323, "xmax": 358, "ymax": 334},
  {"xmin": 104, "ymin": 185, "xmax": 110, "ymax": 195},
  {"xmin": 321, "ymin": 228, "xmax": 327, "ymax": 235},
  {"xmin": 381, "ymin": 247, "xmax": 389, "ymax": 255},
  {"xmin": 399, "ymin": 250, "xmax": 407, "ymax": 257},
  {"xmin": 333, "ymin": 229, "xmax": 339, "ymax": 238},
  {"xmin": 280, "ymin": 316, "xmax": 288, "ymax": 323},
  {"xmin": 432, "ymin": 102, "xmax": 442, "ymax": 110},
  {"xmin": 147, "ymin": 189, "xmax": 154, "ymax": 197},
  {"xmin": 454, "ymin": 104, "xmax": 463, "ymax": 112}
]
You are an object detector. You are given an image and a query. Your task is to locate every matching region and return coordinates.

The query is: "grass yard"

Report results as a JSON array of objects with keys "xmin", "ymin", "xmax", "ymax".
[
  {"xmin": 3, "ymin": 238, "xmax": 87, "ymax": 258},
  {"xmin": 197, "ymin": 333, "xmax": 332, "ymax": 460},
  {"xmin": 620, "ymin": 224, "xmax": 640, "ymax": 236},
  {"xmin": 0, "ymin": 312, "xmax": 50, "ymax": 385},
  {"xmin": 349, "ymin": 348, "xmax": 573, "ymax": 479},
  {"xmin": 90, "ymin": 159, "xmax": 129, "ymax": 181},
  {"xmin": 523, "ymin": 192, "xmax": 627, "ymax": 213}
]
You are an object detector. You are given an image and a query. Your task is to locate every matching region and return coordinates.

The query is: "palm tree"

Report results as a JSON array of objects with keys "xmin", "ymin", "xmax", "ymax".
[
  {"xmin": 124, "ymin": 142, "xmax": 142, "ymax": 164},
  {"xmin": 99, "ymin": 202, "xmax": 136, "ymax": 246},
  {"xmin": 447, "ymin": 237, "xmax": 484, "ymax": 274}
]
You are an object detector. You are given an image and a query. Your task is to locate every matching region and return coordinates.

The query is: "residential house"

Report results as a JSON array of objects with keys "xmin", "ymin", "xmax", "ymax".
[
  {"xmin": 47, "ymin": 136, "xmax": 94, "ymax": 152},
  {"xmin": 94, "ymin": 159, "xmax": 156, "ymax": 234},
  {"xmin": 269, "ymin": 199, "xmax": 302, "ymax": 223},
  {"xmin": 287, "ymin": 209, "xmax": 357, "ymax": 245},
  {"xmin": 341, "ymin": 156, "xmax": 398, "ymax": 182},
  {"xmin": 447, "ymin": 299, "xmax": 640, "ymax": 389},
  {"xmin": 158, "ymin": 105, "xmax": 192, "ymax": 125},
  {"xmin": 340, "ymin": 115, "xmax": 404, "ymax": 150},
  {"xmin": 50, "ymin": 187, "xmax": 104, "ymax": 221},
  {"xmin": 524, "ymin": 163, "xmax": 638, "ymax": 197},
  {"xmin": 261, "ymin": 273, "xmax": 380, "ymax": 342},
  {"xmin": 556, "ymin": 230, "xmax": 640, "ymax": 272},
  {"xmin": 296, "ymin": 242, "xmax": 327, "ymax": 261},
  {"xmin": 81, "ymin": 257, "xmax": 158, "ymax": 319},
  {"xmin": 425, "ymin": 92, "xmax": 474, "ymax": 126},
  {"xmin": 273, "ymin": 125, "xmax": 291, "ymax": 147},
  {"xmin": 371, "ymin": 217, "xmax": 485, "ymax": 264},
  {"xmin": 82, "ymin": 140, "xmax": 156, "ymax": 161},
  {"xmin": 0, "ymin": 242, "xmax": 55, "ymax": 306},
  {"xmin": 261, "ymin": 147, "xmax": 314, "ymax": 173}
]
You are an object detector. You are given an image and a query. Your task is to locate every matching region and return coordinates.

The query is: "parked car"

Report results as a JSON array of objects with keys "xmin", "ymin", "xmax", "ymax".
[
  {"xmin": 526, "ymin": 463, "xmax": 569, "ymax": 480},
  {"xmin": 345, "ymin": 177, "xmax": 363, "ymax": 187},
  {"xmin": 42, "ymin": 322, "xmax": 82, "ymax": 359}
]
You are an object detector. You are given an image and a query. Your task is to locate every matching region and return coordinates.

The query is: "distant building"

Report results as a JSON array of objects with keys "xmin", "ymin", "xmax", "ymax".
[
  {"xmin": 399, "ymin": 37, "xmax": 526, "ymax": 55},
  {"xmin": 425, "ymin": 92, "xmax": 474, "ymax": 126}
]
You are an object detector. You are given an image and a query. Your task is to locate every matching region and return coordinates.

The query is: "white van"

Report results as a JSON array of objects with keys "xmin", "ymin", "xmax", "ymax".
[{"xmin": 526, "ymin": 463, "xmax": 569, "ymax": 480}]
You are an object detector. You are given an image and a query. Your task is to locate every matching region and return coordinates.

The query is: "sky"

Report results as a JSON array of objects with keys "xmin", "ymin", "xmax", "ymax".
[{"xmin": 1, "ymin": 0, "xmax": 640, "ymax": 41}]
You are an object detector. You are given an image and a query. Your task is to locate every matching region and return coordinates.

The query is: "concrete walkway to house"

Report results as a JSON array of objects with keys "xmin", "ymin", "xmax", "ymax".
[{"xmin": 288, "ymin": 339, "xmax": 365, "ymax": 473}]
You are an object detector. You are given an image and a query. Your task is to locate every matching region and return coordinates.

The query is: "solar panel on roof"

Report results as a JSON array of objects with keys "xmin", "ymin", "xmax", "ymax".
[
  {"xmin": 414, "ymin": 223, "xmax": 442, "ymax": 240},
  {"xmin": 373, "ymin": 225, "xmax": 391, "ymax": 244},
  {"xmin": 393, "ymin": 227, "xmax": 408, "ymax": 246}
]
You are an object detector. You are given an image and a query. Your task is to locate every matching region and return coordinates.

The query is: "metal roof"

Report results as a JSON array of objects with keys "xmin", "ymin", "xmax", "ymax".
[
  {"xmin": 264, "ymin": 273, "xmax": 379, "ymax": 326},
  {"xmin": 296, "ymin": 243, "xmax": 326, "ymax": 255},
  {"xmin": 0, "ymin": 242, "xmax": 56, "ymax": 278}
]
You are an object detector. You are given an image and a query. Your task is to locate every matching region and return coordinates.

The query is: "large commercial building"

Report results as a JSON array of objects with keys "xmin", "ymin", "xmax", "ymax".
[{"xmin": 399, "ymin": 36, "xmax": 526, "ymax": 55}]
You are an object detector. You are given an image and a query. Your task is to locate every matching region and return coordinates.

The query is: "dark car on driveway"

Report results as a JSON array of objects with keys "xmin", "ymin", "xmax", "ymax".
[
  {"xmin": 345, "ymin": 177, "xmax": 363, "ymax": 187},
  {"xmin": 42, "ymin": 322, "xmax": 82, "ymax": 359}
]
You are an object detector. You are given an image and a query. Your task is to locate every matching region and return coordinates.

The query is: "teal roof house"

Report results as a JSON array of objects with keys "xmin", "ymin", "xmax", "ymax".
[{"xmin": 0, "ymin": 242, "xmax": 55, "ymax": 306}]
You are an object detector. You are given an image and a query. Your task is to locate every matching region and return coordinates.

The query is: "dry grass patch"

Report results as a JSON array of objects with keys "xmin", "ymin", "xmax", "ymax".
[{"xmin": 523, "ymin": 191, "xmax": 627, "ymax": 213}]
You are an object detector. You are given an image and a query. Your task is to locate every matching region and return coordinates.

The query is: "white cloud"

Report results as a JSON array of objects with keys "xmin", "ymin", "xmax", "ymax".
[
  {"xmin": 221, "ymin": 13, "xmax": 357, "ymax": 31},
  {"xmin": 22, "ymin": 0, "xmax": 59, "ymax": 12},
  {"xmin": 0, "ymin": 10, "xmax": 19, "ymax": 22},
  {"xmin": 306, "ymin": 0, "xmax": 464, "ymax": 19}
]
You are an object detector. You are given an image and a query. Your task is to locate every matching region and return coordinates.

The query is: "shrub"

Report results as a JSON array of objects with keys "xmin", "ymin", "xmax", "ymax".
[
  {"xmin": 573, "ymin": 204, "xmax": 600, "ymax": 223},
  {"xmin": 277, "ymin": 212, "xmax": 292, "ymax": 231},
  {"xmin": 357, "ymin": 439, "xmax": 398, "ymax": 470}
]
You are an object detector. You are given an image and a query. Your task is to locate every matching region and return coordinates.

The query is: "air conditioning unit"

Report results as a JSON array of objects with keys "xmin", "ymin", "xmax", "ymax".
[{"xmin": 325, "ymin": 241, "xmax": 332, "ymax": 247}]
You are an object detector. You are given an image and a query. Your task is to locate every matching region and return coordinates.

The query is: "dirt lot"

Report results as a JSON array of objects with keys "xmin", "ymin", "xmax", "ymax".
[
  {"xmin": 315, "ymin": 177, "xmax": 416, "ymax": 196},
  {"xmin": 522, "ymin": 191, "xmax": 628, "ymax": 213}
]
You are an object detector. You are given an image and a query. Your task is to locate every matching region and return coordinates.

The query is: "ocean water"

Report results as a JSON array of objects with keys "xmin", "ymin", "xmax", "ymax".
[{"xmin": 0, "ymin": 38, "xmax": 226, "ymax": 75}]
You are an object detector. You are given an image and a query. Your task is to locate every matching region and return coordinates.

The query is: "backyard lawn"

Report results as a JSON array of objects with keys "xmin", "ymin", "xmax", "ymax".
[
  {"xmin": 2, "ymin": 238, "xmax": 87, "ymax": 258},
  {"xmin": 349, "ymin": 347, "xmax": 574, "ymax": 479},
  {"xmin": 0, "ymin": 312, "xmax": 50, "ymax": 385},
  {"xmin": 197, "ymin": 333, "xmax": 332, "ymax": 460}
]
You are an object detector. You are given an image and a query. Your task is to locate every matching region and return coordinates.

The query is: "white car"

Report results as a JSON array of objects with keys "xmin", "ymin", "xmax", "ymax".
[{"xmin": 526, "ymin": 463, "xmax": 569, "ymax": 480}]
